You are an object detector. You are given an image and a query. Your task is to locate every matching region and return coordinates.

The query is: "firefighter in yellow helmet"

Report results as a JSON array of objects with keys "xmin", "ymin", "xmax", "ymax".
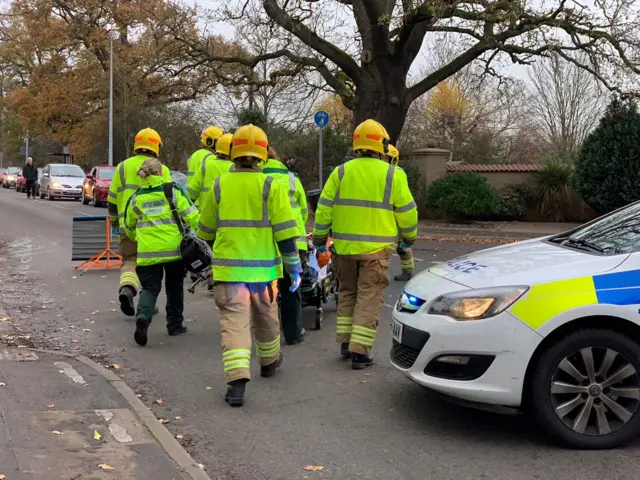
[
  {"xmin": 186, "ymin": 125, "xmax": 223, "ymax": 206},
  {"xmin": 196, "ymin": 124, "xmax": 301, "ymax": 407},
  {"xmin": 312, "ymin": 120, "xmax": 418, "ymax": 368},
  {"xmin": 187, "ymin": 133, "xmax": 234, "ymax": 211},
  {"xmin": 386, "ymin": 144, "xmax": 414, "ymax": 281},
  {"xmin": 108, "ymin": 128, "xmax": 172, "ymax": 316}
]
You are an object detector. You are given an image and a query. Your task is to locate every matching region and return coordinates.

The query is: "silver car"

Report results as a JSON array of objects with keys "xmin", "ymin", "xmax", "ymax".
[{"xmin": 40, "ymin": 163, "xmax": 86, "ymax": 201}]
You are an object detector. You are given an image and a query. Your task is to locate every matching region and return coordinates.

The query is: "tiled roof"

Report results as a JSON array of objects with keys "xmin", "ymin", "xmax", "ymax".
[{"xmin": 446, "ymin": 163, "xmax": 540, "ymax": 173}]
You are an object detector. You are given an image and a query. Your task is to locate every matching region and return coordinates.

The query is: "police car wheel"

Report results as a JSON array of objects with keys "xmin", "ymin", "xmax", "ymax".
[
  {"xmin": 315, "ymin": 309, "xmax": 323, "ymax": 330},
  {"xmin": 530, "ymin": 328, "xmax": 640, "ymax": 449}
]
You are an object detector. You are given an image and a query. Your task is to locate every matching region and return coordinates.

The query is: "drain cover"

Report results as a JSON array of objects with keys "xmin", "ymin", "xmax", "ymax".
[{"xmin": 0, "ymin": 349, "xmax": 39, "ymax": 361}]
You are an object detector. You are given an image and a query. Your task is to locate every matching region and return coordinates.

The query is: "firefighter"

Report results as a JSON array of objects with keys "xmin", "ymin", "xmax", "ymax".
[
  {"xmin": 261, "ymin": 147, "xmax": 309, "ymax": 345},
  {"xmin": 108, "ymin": 128, "xmax": 172, "ymax": 316},
  {"xmin": 186, "ymin": 132, "xmax": 234, "ymax": 210},
  {"xmin": 196, "ymin": 124, "xmax": 302, "ymax": 407},
  {"xmin": 123, "ymin": 159, "xmax": 199, "ymax": 346},
  {"xmin": 186, "ymin": 125, "xmax": 223, "ymax": 207},
  {"xmin": 387, "ymin": 145, "xmax": 415, "ymax": 281},
  {"xmin": 313, "ymin": 119, "xmax": 418, "ymax": 369}
]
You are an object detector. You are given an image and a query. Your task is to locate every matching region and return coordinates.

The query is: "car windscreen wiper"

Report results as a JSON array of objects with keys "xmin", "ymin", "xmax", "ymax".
[{"xmin": 562, "ymin": 238, "xmax": 606, "ymax": 253}]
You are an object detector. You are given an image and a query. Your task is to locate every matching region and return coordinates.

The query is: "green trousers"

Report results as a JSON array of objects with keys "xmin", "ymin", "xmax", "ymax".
[
  {"xmin": 135, "ymin": 260, "xmax": 185, "ymax": 331},
  {"xmin": 278, "ymin": 251, "xmax": 305, "ymax": 343}
]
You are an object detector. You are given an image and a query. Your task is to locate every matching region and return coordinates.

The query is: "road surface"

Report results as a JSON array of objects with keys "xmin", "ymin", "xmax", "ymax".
[{"xmin": 1, "ymin": 187, "xmax": 639, "ymax": 480}]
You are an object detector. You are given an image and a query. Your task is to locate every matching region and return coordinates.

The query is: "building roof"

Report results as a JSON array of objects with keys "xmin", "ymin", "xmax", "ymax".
[{"xmin": 446, "ymin": 163, "xmax": 540, "ymax": 173}]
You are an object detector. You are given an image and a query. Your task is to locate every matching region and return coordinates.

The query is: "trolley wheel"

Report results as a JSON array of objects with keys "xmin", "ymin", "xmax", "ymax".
[{"xmin": 314, "ymin": 308, "xmax": 324, "ymax": 330}]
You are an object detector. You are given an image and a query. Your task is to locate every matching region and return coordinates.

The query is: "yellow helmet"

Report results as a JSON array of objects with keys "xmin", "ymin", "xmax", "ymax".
[
  {"xmin": 134, "ymin": 128, "xmax": 162, "ymax": 156},
  {"xmin": 231, "ymin": 124, "xmax": 268, "ymax": 162},
  {"xmin": 215, "ymin": 133, "xmax": 233, "ymax": 157},
  {"xmin": 352, "ymin": 119, "xmax": 390, "ymax": 156},
  {"xmin": 388, "ymin": 144, "xmax": 399, "ymax": 165},
  {"xmin": 201, "ymin": 125, "xmax": 224, "ymax": 148}
]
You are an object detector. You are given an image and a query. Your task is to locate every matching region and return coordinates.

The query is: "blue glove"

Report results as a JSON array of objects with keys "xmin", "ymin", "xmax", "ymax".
[
  {"xmin": 399, "ymin": 242, "xmax": 412, "ymax": 249},
  {"xmin": 289, "ymin": 272, "xmax": 301, "ymax": 292},
  {"xmin": 315, "ymin": 244, "xmax": 327, "ymax": 254},
  {"xmin": 111, "ymin": 225, "xmax": 120, "ymax": 236}
]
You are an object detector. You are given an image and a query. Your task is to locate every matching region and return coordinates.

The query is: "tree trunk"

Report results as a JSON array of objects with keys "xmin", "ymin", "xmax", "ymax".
[{"xmin": 352, "ymin": 68, "xmax": 409, "ymax": 144}]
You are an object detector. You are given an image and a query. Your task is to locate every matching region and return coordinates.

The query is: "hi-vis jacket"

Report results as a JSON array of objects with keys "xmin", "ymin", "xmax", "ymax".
[
  {"xmin": 261, "ymin": 158, "xmax": 308, "ymax": 251},
  {"xmin": 196, "ymin": 168, "xmax": 301, "ymax": 283},
  {"xmin": 107, "ymin": 154, "xmax": 172, "ymax": 227},
  {"xmin": 313, "ymin": 157, "xmax": 418, "ymax": 255},
  {"xmin": 124, "ymin": 176, "xmax": 199, "ymax": 266},
  {"xmin": 187, "ymin": 153, "xmax": 233, "ymax": 209}
]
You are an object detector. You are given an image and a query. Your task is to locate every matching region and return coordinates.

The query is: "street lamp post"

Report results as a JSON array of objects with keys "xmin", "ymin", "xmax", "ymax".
[{"xmin": 108, "ymin": 30, "xmax": 114, "ymax": 167}]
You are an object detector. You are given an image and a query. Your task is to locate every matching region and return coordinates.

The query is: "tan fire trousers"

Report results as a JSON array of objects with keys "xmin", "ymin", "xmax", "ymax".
[
  {"xmin": 334, "ymin": 249, "xmax": 390, "ymax": 356},
  {"xmin": 119, "ymin": 233, "xmax": 140, "ymax": 293},
  {"xmin": 212, "ymin": 281, "xmax": 281, "ymax": 384}
]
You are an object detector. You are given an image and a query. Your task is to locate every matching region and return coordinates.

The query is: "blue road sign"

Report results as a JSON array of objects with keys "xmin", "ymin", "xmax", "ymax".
[{"xmin": 314, "ymin": 110, "xmax": 329, "ymax": 128}]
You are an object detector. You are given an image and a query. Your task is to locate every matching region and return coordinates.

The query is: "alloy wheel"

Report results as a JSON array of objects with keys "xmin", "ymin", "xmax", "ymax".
[{"xmin": 550, "ymin": 346, "xmax": 640, "ymax": 436}]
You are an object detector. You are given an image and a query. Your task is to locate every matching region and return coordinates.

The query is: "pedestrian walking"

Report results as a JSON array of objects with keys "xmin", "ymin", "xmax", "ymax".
[
  {"xmin": 387, "ymin": 145, "xmax": 414, "ymax": 282},
  {"xmin": 262, "ymin": 147, "xmax": 309, "ymax": 345},
  {"xmin": 123, "ymin": 158, "xmax": 199, "ymax": 346},
  {"xmin": 23, "ymin": 157, "xmax": 37, "ymax": 199},
  {"xmin": 186, "ymin": 125, "xmax": 223, "ymax": 208},
  {"xmin": 197, "ymin": 124, "xmax": 302, "ymax": 407},
  {"xmin": 108, "ymin": 128, "xmax": 172, "ymax": 317},
  {"xmin": 284, "ymin": 155, "xmax": 297, "ymax": 173},
  {"xmin": 312, "ymin": 119, "xmax": 418, "ymax": 369}
]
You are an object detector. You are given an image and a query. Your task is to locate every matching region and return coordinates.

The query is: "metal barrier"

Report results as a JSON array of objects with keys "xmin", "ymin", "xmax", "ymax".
[{"xmin": 72, "ymin": 216, "xmax": 121, "ymax": 275}]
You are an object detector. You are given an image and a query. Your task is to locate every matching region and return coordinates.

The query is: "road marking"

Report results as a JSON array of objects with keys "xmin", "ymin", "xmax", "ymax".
[
  {"xmin": 54, "ymin": 361, "xmax": 87, "ymax": 385},
  {"xmin": 0, "ymin": 349, "xmax": 38, "ymax": 361},
  {"xmin": 75, "ymin": 210, "xmax": 91, "ymax": 216},
  {"xmin": 384, "ymin": 303, "xmax": 395, "ymax": 309},
  {"xmin": 95, "ymin": 409, "xmax": 133, "ymax": 443},
  {"xmin": 49, "ymin": 204, "xmax": 68, "ymax": 210},
  {"xmin": 96, "ymin": 409, "xmax": 114, "ymax": 422}
]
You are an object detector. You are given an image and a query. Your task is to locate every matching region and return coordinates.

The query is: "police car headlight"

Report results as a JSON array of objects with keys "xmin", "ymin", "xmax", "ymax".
[{"xmin": 427, "ymin": 286, "xmax": 529, "ymax": 321}]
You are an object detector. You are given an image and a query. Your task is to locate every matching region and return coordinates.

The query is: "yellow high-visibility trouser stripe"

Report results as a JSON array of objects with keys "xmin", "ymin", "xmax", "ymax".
[
  {"xmin": 351, "ymin": 325, "xmax": 376, "ymax": 347},
  {"xmin": 336, "ymin": 317, "xmax": 353, "ymax": 335},
  {"xmin": 223, "ymin": 349, "xmax": 251, "ymax": 372},
  {"xmin": 120, "ymin": 271, "xmax": 140, "ymax": 290},
  {"xmin": 255, "ymin": 337, "xmax": 280, "ymax": 358}
]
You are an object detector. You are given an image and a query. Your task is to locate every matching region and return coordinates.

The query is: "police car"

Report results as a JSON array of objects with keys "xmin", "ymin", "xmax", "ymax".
[{"xmin": 391, "ymin": 200, "xmax": 640, "ymax": 449}]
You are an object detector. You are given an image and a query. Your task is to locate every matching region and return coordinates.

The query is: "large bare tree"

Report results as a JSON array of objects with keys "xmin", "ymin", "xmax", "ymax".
[{"xmin": 161, "ymin": 0, "xmax": 640, "ymax": 142}]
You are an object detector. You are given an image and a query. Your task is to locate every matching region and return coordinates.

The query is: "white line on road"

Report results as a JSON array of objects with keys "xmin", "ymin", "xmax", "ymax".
[
  {"xmin": 49, "ymin": 203, "xmax": 68, "ymax": 210},
  {"xmin": 75, "ymin": 210, "xmax": 92, "ymax": 216},
  {"xmin": 384, "ymin": 303, "xmax": 395, "ymax": 308},
  {"xmin": 54, "ymin": 361, "xmax": 87, "ymax": 386}
]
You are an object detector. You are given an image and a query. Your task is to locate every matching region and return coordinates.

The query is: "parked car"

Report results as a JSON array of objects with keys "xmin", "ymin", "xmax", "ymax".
[
  {"xmin": 391, "ymin": 199, "xmax": 640, "ymax": 449},
  {"xmin": 34, "ymin": 168, "xmax": 44, "ymax": 197},
  {"xmin": 82, "ymin": 166, "xmax": 115, "ymax": 207},
  {"xmin": 39, "ymin": 163, "xmax": 85, "ymax": 201},
  {"xmin": 0, "ymin": 168, "xmax": 6, "ymax": 184},
  {"xmin": 16, "ymin": 172, "xmax": 25, "ymax": 192},
  {"xmin": 2, "ymin": 167, "xmax": 21, "ymax": 188}
]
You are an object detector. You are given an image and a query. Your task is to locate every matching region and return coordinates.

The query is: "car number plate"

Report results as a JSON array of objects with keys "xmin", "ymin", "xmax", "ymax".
[{"xmin": 391, "ymin": 319, "xmax": 403, "ymax": 343}]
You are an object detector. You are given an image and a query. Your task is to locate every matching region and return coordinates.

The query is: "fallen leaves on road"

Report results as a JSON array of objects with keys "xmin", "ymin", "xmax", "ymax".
[
  {"xmin": 91, "ymin": 311, "xmax": 99, "ymax": 315},
  {"xmin": 0, "ymin": 383, "xmax": 5, "ymax": 387},
  {"xmin": 206, "ymin": 386, "xmax": 213, "ymax": 390},
  {"xmin": 109, "ymin": 300, "xmax": 116, "ymax": 304},
  {"xmin": 58, "ymin": 370, "xmax": 65, "ymax": 374},
  {"xmin": 98, "ymin": 464, "xmax": 115, "ymax": 471},
  {"xmin": 71, "ymin": 340, "xmax": 80, "ymax": 343},
  {"xmin": 304, "ymin": 465, "xmax": 325, "ymax": 471},
  {"xmin": 72, "ymin": 276, "xmax": 77, "ymax": 279},
  {"xmin": 83, "ymin": 328, "xmax": 91, "ymax": 332},
  {"xmin": 111, "ymin": 309, "xmax": 117, "ymax": 312},
  {"xmin": 48, "ymin": 404, "xmax": 55, "ymax": 409},
  {"xmin": 197, "ymin": 463, "xmax": 206, "ymax": 470},
  {"xmin": 52, "ymin": 431, "xmax": 64, "ymax": 436},
  {"xmin": 176, "ymin": 434, "xmax": 184, "ymax": 439},
  {"xmin": 110, "ymin": 364, "xmax": 120, "ymax": 370},
  {"xmin": 174, "ymin": 416, "xmax": 182, "ymax": 420},
  {"xmin": 159, "ymin": 419, "xmax": 169, "ymax": 424},
  {"xmin": 154, "ymin": 399, "xmax": 164, "ymax": 405},
  {"xmin": 0, "ymin": 474, "xmax": 6, "ymax": 479},
  {"xmin": 417, "ymin": 235, "xmax": 516, "ymax": 245},
  {"xmin": 94, "ymin": 430, "xmax": 102, "ymax": 440},
  {"xmin": 0, "ymin": 317, "xmax": 9, "ymax": 322}
]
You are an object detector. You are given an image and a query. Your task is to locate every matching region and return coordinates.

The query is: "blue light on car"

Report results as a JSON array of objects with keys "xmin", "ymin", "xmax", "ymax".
[{"xmin": 396, "ymin": 290, "xmax": 426, "ymax": 313}]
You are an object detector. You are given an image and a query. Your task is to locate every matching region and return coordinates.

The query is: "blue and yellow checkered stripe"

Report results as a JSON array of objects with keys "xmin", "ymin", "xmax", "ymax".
[{"xmin": 511, "ymin": 269, "xmax": 640, "ymax": 329}]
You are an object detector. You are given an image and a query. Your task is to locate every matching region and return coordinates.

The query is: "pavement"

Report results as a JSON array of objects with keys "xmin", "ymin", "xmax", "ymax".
[
  {"xmin": 1, "ymin": 188, "xmax": 639, "ymax": 480},
  {"xmin": 417, "ymin": 219, "xmax": 581, "ymax": 240}
]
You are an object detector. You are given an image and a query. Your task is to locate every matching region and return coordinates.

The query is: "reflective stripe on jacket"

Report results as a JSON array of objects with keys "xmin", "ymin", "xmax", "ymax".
[
  {"xmin": 261, "ymin": 158, "xmax": 309, "ymax": 251},
  {"xmin": 123, "ymin": 176, "xmax": 199, "ymax": 266},
  {"xmin": 196, "ymin": 168, "xmax": 299, "ymax": 282},
  {"xmin": 187, "ymin": 153, "xmax": 233, "ymax": 208},
  {"xmin": 107, "ymin": 154, "xmax": 171, "ymax": 226},
  {"xmin": 313, "ymin": 157, "xmax": 418, "ymax": 255}
]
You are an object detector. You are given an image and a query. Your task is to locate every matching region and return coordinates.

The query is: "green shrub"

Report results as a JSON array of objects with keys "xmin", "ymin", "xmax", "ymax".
[
  {"xmin": 534, "ymin": 158, "xmax": 574, "ymax": 222},
  {"xmin": 425, "ymin": 172, "xmax": 501, "ymax": 221},
  {"xmin": 402, "ymin": 163, "xmax": 422, "ymax": 202},
  {"xmin": 496, "ymin": 183, "xmax": 533, "ymax": 220},
  {"xmin": 573, "ymin": 98, "xmax": 640, "ymax": 213}
]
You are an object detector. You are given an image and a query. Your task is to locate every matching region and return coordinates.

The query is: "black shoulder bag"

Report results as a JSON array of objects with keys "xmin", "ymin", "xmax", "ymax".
[{"xmin": 163, "ymin": 183, "xmax": 212, "ymax": 274}]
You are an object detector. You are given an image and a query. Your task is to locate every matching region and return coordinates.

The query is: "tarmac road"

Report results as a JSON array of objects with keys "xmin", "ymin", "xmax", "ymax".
[{"xmin": 1, "ymin": 187, "xmax": 640, "ymax": 480}]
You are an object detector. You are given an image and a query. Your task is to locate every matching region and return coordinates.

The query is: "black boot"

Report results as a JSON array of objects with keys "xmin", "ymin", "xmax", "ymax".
[
  {"xmin": 260, "ymin": 352, "xmax": 283, "ymax": 378},
  {"xmin": 225, "ymin": 379, "xmax": 248, "ymax": 407},
  {"xmin": 168, "ymin": 324, "xmax": 187, "ymax": 336},
  {"xmin": 119, "ymin": 286, "xmax": 136, "ymax": 316},
  {"xmin": 394, "ymin": 271, "xmax": 413, "ymax": 282},
  {"xmin": 352, "ymin": 353, "xmax": 375, "ymax": 370},
  {"xmin": 286, "ymin": 328, "xmax": 306, "ymax": 345},
  {"xmin": 134, "ymin": 318, "xmax": 150, "ymax": 346},
  {"xmin": 341, "ymin": 343, "xmax": 351, "ymax": 359}
]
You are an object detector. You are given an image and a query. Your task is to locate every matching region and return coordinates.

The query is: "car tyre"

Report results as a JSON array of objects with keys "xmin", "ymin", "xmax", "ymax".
[
  {"xmin": 47, "ymin": 187, "xmax": 54, "ymax": 201},
  {"xmin": 92, "ymin": 191, "xmax": 100, "ymax": 207},
  {"xmin": 530, "ymin": 328, "xmax": 640, "ymax": 449},
  {"xmin": 82, "ymin": 191, "xmax": 90, "ymax": 205}
]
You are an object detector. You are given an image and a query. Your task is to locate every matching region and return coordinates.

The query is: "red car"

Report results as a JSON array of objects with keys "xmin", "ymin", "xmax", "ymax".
[
  {"xmin": 15, "ymin": 172, "xmax": 26, "ymax": 192},
  {"xmin": 82, "ymin": 166, "xmax": 116, "ymax": 207}
]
